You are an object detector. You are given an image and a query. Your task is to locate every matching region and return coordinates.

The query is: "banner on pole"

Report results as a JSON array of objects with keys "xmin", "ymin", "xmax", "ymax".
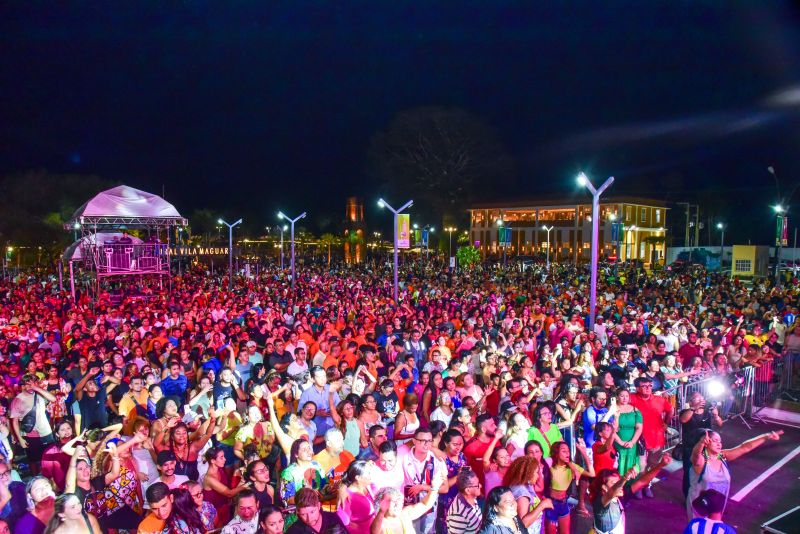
[
  {"xmin": 421, "ymin": 229, "xmax": 429, "ymax": 247},
  {"xmin": 776, "ymin": 215, "xmax": 789, "ymax": 247},
  {"xmin": 397, "ymin": 214, "xmax": 410, "ymax": 249},
  {"xmin": 498, "ymin": 227, "xmax": 511, "ymax": 246},
  {"xmin": 611, "ymin": 222, "xmax": 623, "ymax": 244}
]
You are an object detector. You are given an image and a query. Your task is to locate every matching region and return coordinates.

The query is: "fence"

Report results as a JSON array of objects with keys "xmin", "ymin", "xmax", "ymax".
[{"xmin": 662, "ymin": 367, "xmax": 755, "ymax": 453}]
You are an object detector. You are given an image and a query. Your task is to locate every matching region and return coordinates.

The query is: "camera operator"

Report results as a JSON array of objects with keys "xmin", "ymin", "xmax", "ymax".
[{"xmin": 679, "ymin": 391, "xmax": 724, "ymax": 498}]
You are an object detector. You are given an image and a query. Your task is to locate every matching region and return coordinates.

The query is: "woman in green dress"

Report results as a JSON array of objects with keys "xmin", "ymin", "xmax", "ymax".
[{"xmin": 612, "ymin": 388, "xmax": 642, "ymax": 479}]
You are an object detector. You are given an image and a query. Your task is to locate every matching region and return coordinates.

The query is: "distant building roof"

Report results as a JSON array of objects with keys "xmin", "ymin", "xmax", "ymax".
[{"xmin": 468, "ymin": 195, "xmax": 669, "ymax": 210}]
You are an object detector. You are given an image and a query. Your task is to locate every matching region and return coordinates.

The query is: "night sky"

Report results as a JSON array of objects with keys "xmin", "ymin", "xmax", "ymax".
[{"xmin": 2, "ymin": 2, "xmax": 800, "ymax": 242}]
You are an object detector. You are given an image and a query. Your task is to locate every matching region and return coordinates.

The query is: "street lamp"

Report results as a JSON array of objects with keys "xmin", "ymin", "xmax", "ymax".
[
  {"xmin": 496, "ymin": 219, "xmax": 510, "ymax": 266},
  {"xmin": 276, "ymin": 225, "xmax": 288, "ymax": 270},
  {"xmin": 444, "ymin": 226, "xmax": 457, "ymax": 265},
  {"xmin": 716, "ymin": 222, "xmax": 726, "ymax": 266},
  {"xmin": 378, "ymin": 197, "xmax": 413, "ymax": 303},
  {"xmin": 577, "ymin": 171, "xmax": 615, "ymax": 329},
  {"xmin": 278, "ymin": 211, "xmax": 307, "ymax": 289},
  {"xmin": 217, "ymin": 217, "xmax": 242, "ymax": 291},
  {"xmin": 542, "ymin": 225, "xmax": 554, "ymax": 270}
]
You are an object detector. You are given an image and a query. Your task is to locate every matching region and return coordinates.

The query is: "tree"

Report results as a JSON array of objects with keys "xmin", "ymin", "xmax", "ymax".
[
  {"xmin": 456, "ymin": 245, "xmax": 481, "ymax": 270},
  {"xmin": 0, "ymin": 170, "xmax": 116, "ymax": 263},
  {"xmin": 367, "ymin": 107, "xmax": 516, "ymax": 225},
  {"xmin": 318, "ymin": 233, "xmax": 342, "ymax": 267},
  {"xmin": 188, "ymin": 209, "xmax": 220, "ymax": 246}
]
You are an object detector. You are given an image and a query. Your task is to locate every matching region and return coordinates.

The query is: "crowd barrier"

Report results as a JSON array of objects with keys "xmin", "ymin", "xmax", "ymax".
[{"xmin": 661, "ymin": 367, "xmax": 755, "ymax": 453}]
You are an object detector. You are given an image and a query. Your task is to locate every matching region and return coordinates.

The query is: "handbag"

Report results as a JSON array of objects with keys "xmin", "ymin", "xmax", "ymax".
[
  {"xmin": 636, "ymin": 436, "xmax": 646, "ymax": 455},
  {"xmin": 20, "ymin": 394, "xmax": 39, "ymax": 434}
]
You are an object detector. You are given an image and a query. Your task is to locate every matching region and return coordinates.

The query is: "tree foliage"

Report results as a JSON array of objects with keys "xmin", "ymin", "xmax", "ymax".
[
  {"xmin": 456, "ymin": 245, "xmax": 481, "ymax": 269},
  {"xmin": 0, "ymin": 170, "xmax": 116, "ymax": 262},
  {"xmin": 367, "ymin": 107, "xmax": 516, "ymax": 226}
]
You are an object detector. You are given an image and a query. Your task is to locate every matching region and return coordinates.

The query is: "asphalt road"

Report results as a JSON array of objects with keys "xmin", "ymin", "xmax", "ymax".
[{"xmin": 571, "ymin": 417, "xmax": 800, "ymax": 533}]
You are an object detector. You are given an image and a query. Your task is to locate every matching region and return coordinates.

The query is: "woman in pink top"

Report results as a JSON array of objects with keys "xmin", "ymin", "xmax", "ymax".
[{"xmin": 337, "ymin": 459, "xmax": 376, "ymax": 533}]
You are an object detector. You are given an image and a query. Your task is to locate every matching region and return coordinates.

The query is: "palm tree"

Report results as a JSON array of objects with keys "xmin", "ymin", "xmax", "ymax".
[{"xmin": 319, "ymin": 233, "xmax": 341, "ymax": 267}]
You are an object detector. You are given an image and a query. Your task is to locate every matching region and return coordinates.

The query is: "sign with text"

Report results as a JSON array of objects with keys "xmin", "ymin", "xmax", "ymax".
[
  {"xmin": 170, "ymin": 246, "xmax": 231, "ymax": 256},
  {"xmin": 397, "ymin": 214, "xmax": 410, "ymax": 249}
]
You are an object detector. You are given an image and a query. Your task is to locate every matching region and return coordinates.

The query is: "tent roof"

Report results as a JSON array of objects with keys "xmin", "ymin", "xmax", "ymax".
[
  {"xmin": 67, "ymin": 185, "xmax": 186, "ymax": 227},
  {"xmin": 62, "ymin": 232, "xmax": 144, "ymax": 262}
]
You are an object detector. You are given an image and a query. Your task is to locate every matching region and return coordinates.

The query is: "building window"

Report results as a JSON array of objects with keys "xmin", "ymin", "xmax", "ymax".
[
  {"xmin": 655, "ymin": 209, "xmax": 661, "ymax": 223},
  {"xmin": 625, "ymin": 206, "xmax": 632, "ymax": 221},
  {"xmin": 735, "ymin": 259, "xmax": 751, "ymax": 272},
  {"xmin": 641, "ymin": 208, "xmax": 647, "ymax": 222}
]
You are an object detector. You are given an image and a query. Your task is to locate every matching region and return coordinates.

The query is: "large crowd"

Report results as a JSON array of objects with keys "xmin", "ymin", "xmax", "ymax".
[{"xmin": 0, "ymin": 259, "xmax": 793, "ymax": 534}]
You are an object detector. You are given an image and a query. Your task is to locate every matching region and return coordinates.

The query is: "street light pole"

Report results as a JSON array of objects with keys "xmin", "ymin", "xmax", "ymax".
[
  {"xmin": 445, "ymin": 226, "xmax": 456, "ymax": 268},
  {"xmin": 716, "ymin": 222, "xmax": 726, "ymax": 267},
  {"xmin": 378, "ymin": 197, "xmax": 413, "ymax": 303},
  {"xmin": 278, "ymin": 225, "xmax": 287, "ymax": 270},
  {"xmin": 578, "ymin": 172, "xmax": 615, "ymax": 330},
  {"xmin": 217, "ymin": 218, "xmax": 242, "ymax": 291},
  {"xmin": 542, "ymin": 225, "xmax": 553, "ymax": 270},
  {"xmin": 278, "ymin": 211, "xmax": 307, "ymax": 289}
]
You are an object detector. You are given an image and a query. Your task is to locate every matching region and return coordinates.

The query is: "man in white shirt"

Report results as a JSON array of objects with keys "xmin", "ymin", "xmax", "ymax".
[
  {"xmin": 401, "ymin": 428, "xmax": 448, "ymax": 534},
  {"xmin": 222, "ymin": 490, "xmax": 260, "ymax": 534},
  {"xmin": 154, "ymin": 451, "xmax": 189, "ymax": 490}
]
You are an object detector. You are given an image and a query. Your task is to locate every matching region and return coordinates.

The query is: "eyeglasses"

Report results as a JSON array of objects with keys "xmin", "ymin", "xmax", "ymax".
[
  {"xmin": 415, "ymin": 438, "xmax": 433, "ymax": 444},
  {"xmin": 190, "ymin": 492, "xmax": 203, "ymax": 498},
  {"xmin": 464, "ymin": 484, "xmax": 481, "ymax": 489}
]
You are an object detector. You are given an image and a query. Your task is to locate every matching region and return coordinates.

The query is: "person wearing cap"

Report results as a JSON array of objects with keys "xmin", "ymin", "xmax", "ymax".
[
  {"xmin": 684, "ymin": 489, "xmax": 737, "ymax": 534},
  {"xmin": 154, "ymin": 450, "xmax": 189, "ymax": 489}
]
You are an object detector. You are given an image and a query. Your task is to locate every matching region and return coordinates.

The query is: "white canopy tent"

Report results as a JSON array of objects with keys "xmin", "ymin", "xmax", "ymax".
[
  {"xmin": 69, "ymin": 185, "xmax": 185, "ymax": 224},
  {"xmin": 63, "ymin": 186, "xmax": 187, "ymax": 299}
]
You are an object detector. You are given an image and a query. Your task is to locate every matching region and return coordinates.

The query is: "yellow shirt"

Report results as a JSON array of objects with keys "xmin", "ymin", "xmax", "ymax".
[{"xmin": 551, "ymin": 463, "xmax": 584, "ymax": 492}]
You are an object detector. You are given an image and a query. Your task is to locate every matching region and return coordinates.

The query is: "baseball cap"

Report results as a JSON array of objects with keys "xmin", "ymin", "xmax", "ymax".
[
  {"xmin": 246, "ymin": 341, "xmax": 257, "ymax": 348},
  {"xmin": 156, "ymin": 450, "xmax": 177, "ymax": 465}
]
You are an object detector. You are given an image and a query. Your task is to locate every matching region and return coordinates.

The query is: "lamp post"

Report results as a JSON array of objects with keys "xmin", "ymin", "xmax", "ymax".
[
  {"xmin": 444, "ymin": 226, "xmax": 457, "ymax": 267},
  {"xmin": 278, "ymin": 211, "xmax": 307, "ymax": 289},
  {"xmin": 773, "ymin": 205, "xmax": 786, "ymax": 285},
  {"xmin": 577, "ymin": 172, "xmax": 615, "ymax": 330},
  {"xmin": 542, "ymin": 225, "xmax": 553, "ymax": 270},
  {"xmin": 217, "ymin": 218, "xmax": 242, "ymax": 291},
  {"xmin": 716, "ymin": 222, "xmax": 726, "ymax": 267},
  {"xmin": 378, "ymin": 197, "xmax": 413, "ymax": 303},
  {"xmin": 496, "ymin": 219, "xmax": 509, "ymax": 266},
  {"xmin": 276, "ymin": 225, "xmax": 288, "ymax": 270}
]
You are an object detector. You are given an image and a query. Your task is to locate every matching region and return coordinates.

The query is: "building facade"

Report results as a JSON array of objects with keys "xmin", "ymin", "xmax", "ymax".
[{"xmin": 468, "ymin": 197, "xmax": 668, "ymax": 264}]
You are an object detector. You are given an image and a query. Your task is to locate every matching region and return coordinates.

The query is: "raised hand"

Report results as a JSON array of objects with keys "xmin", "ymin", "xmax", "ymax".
[{"xmin": 767, "ymin": 430, "xmax": 784, "ymax": 441}]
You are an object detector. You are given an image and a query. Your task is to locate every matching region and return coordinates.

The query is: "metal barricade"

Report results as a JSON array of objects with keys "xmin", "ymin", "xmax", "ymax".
[
  {"xmin": 778, "ymin": 352, "xmax": 799, "ymax": 402},
  {"xmin": 663, "ymin": 368, "xmax": 757, "ymax": 452},
  {"xmin": 752, "ymin": 357, "xmax": 780, "ymax": 413}
]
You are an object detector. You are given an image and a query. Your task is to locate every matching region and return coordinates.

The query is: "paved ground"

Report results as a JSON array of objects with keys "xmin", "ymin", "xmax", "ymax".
[{"xmin": 571, "ymin": 417, "xmax": 800, "ymax": 533}]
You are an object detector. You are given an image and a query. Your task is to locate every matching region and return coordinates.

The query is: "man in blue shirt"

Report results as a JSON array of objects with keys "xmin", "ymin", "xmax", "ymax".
[
  {"xmin": 582, "ymin": 387, "xmax": 616, "ymax": 448},
  {"xmin": 684, "ymin": 489, "xmax": 737, "ymax": 534},
  {"xmin": 160, "ymin": 361, "xmax": 189, "ymax": 399},
  {"xmin": 297, "ymin": 366, "xmax": 340, "ymax": 442}
]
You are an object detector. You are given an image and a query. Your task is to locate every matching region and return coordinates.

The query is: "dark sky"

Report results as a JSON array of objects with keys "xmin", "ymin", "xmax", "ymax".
[{"xmin": 2, "ymin": 2, "xmax": 800, "ymax": 242}]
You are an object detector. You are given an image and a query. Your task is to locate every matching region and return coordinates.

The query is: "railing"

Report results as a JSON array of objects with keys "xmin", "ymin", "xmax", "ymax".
[{"xmin": 86, "ymin": 243, "xmax": 170, "ymax": 275}]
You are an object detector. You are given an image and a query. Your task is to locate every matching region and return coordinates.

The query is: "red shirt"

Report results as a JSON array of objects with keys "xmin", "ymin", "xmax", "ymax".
[
  {"xmin": 630, "ymin": 393, "xmax": 672, "ymax": 449},
  {"xmin": 592, "ymin": 440, "xmax": 616, "ymax": 474},
  {"xmin": 463, "ymin": 437, "xmax": 492, "ymax": 485}
]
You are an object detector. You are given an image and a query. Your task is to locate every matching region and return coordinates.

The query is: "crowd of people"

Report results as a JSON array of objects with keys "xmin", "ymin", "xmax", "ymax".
[{"xmin": 0, "ymin": 259, "xmax": 792, "ymax": 534}]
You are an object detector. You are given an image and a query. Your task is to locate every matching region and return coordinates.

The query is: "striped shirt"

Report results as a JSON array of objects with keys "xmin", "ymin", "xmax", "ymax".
[
  {"xmin": 684, "ymin": 518, "xmax": 737, "ymax": 534},
  {"xmin": 446, "ymin": 494, "xmax": 482, "ymax": 534}
]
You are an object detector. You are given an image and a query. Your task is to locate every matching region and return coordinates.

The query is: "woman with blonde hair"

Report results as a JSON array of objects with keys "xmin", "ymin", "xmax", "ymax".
[{"xmin": 430, "ymin": 390, "xmax": 455, "ymax": 427}]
